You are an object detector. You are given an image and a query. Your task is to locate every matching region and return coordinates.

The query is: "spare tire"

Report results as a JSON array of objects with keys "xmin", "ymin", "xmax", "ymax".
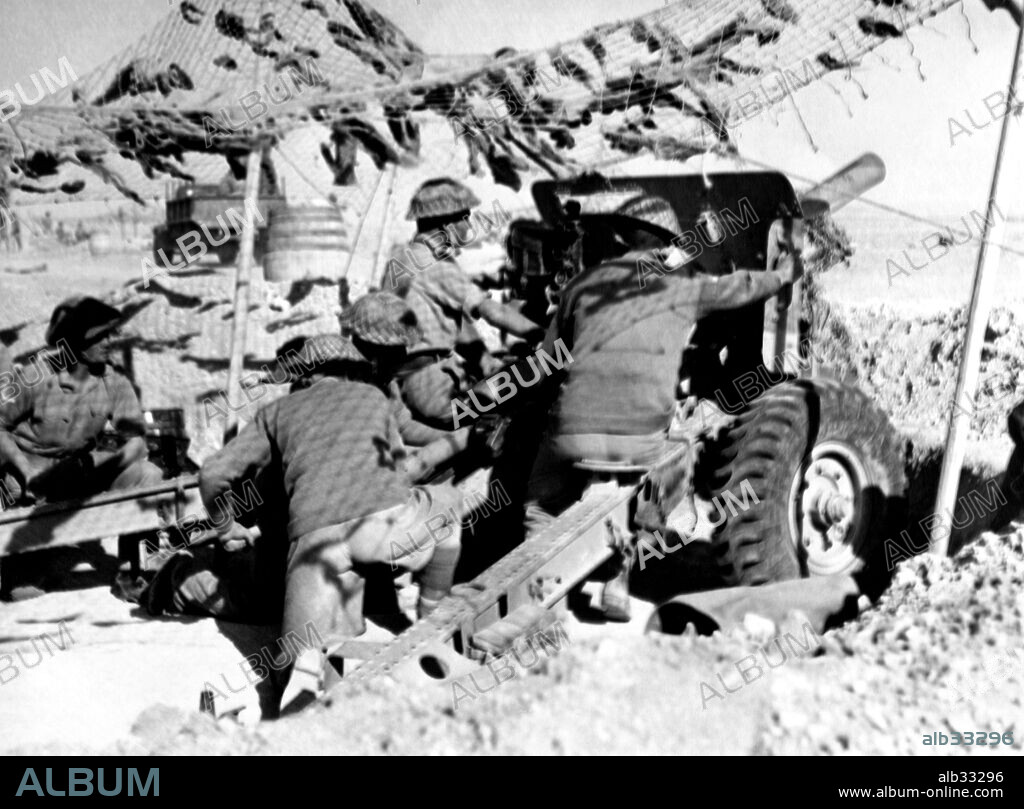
[{"xmin": 707, "ymin": 378, "xmax": 906, "ymax": 586}]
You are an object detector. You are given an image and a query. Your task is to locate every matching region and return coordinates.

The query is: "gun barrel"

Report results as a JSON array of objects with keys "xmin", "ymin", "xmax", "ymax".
[{"xmin": 800, "ymin": 153, "xmax": 886, "ymax": 216}]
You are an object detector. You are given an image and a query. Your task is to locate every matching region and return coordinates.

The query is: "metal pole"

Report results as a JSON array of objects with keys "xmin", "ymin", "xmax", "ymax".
[
  {"xmin": 930, "ymin": 21, "xmax": 1024, "ymax": 556},
  {"xmin": 223, "ymin": 147, "xmax": 264, "ymax": 444}
]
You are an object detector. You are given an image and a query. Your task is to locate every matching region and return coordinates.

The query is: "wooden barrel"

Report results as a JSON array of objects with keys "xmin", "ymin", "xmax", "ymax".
[
  {"xmin": 263, "ymin": 205, "xmax": 349, "ymax": 282},
  {"xmin": 88, "ymin": 230, "xmax": 113, "ymax": 256}
]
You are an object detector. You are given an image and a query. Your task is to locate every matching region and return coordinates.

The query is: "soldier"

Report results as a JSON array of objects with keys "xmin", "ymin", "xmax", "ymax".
[
  {"xmin": 994, "ymin": 400, "xmax": 1024, "ymax": 529},
  {"xmin": 0, "ymin": 296, "xmax": 162, "ymax": 506},
  {"xmin": 341, "ymin": 291, "xmax": 472, "ymax": 459},
  {"xmin": 524, "ymin": 196, "xmax": 800, "ymax": 618},
  {"xmin": 263, "ymin": 333, "xmax": 373, "ymax": 394},
  {"xmin": 0, "ymin": 296, "xmax": 162, "ymax": 598},
  {"xmin": 161, "ymin": 333, "xmax": 469, "ymax": 711},
  {"xmin": 384, "ymin": 177, "xmax": 543, "ymax": 426},
  {"xmin": 134, "ymin": 333, "xmax": 372, "ymax": 621}
]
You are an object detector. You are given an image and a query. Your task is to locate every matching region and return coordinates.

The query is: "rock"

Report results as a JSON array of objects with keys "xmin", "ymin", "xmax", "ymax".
[
  {"xmin": 777, "ymin": 708, "xmax": 809, "ymax": 730},
  {"xmin": 989, "ymin": 308, "xmax": 1013, "ymax": 338},
  {"xmin": 741, "ymin": 612, "xmax": 778, "ymax": 641},
  {"xmin": 129, "ymin": 704, "xmax": 191, "ymax": 749}
]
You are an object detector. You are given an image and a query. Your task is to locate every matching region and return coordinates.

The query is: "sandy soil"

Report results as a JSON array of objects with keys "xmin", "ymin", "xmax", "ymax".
[{"xmin": 10, "ymin": 526, "xmax": 1020, "ymax": 757}]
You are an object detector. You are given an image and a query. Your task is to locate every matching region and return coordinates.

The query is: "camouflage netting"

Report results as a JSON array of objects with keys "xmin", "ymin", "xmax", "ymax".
[
  {"xmin": 0, "ymin": 0, "xmax": 1018, "ymax": 458},
  {"xmin": 2, "ymin": 0, "xmax": 1014, "ymax": 209}
]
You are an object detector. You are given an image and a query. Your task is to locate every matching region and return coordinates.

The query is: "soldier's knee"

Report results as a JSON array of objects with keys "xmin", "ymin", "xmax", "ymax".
[{"xmin": 111, "ymin": 458, "xmax": 165, "ymax": 491}]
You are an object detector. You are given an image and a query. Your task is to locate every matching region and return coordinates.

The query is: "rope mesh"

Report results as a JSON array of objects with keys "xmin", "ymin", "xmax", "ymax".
[{"xmin": 1, "ymin": 0, "xmax": 977, "ymax": 208}]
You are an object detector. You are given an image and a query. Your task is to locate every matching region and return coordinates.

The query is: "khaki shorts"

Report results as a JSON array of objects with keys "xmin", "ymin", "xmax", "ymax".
[{"xmin": 287, "ymin": 483, "xmax": 464, "ymax": 576}]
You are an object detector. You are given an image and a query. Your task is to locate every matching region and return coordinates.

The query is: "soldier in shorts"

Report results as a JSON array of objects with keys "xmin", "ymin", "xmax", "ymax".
[{"xmin": 192, "ymin": 334, "xmax": 468, "ymax": 710}]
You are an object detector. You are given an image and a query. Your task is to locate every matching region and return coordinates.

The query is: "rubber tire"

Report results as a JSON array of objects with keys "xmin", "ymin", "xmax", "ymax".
[{"xmin": 707, "ymin": 378, "xmax": 906, "ymax": 586}]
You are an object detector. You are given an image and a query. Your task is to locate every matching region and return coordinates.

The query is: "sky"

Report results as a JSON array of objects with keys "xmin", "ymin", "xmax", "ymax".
[{"xmin": 0, "ymin": 0, "xmax": 1021, "ymax": 215}]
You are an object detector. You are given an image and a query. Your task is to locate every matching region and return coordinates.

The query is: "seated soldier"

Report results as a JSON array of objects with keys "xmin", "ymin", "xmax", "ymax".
[
  {"xmin": 525, "ymin": 196, "xmax": 800, "ymax": 616},
  {"xmin": 149, "ymin": 333, "xmax": 470, "ymax": 712},
  {"xmin": 0, "ymin": 296, "xmax": 162, "ymax": 598},
  {"xmin": 0, "ymin": 296, "xmax": 162, "ymax": 505},
  {"xmin": 385, "ymin": 177, "xmax": 543, "ymax": 426}
]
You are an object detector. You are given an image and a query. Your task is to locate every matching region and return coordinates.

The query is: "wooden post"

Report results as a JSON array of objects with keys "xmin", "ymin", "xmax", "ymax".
[
  {"xmin": 341, "ymin": 166, "xmax": 386, "ymax": 283},
  {"xmin": 371, "ymin": 163, "xmax": 399, "ymax": 288},
  {"xmin": 223, "ymin": 147, "xmax": 264, "ymax": 444},
  {"xmin": 930, "ymin": 22, "xmax": 1024, "ymax": 556}
]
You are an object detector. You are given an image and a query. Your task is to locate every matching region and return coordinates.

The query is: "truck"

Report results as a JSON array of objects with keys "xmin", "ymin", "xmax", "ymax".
[{"xmin": 152, "ymin": 179, "xmax": 287, "ymax": 267}]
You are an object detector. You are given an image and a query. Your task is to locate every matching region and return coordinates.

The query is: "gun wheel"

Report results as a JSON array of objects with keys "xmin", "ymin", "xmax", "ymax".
[{"xmin": 708, "ymin": 379, "xmax": 906, "ymax": 586}]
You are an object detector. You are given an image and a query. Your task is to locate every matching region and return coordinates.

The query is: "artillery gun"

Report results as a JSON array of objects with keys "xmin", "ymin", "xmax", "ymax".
[
  {"xmin": 0, "ymin": 159, "xmax": 907, "ymax": 719},
  {"xmin": 312, "ymin": 157, "xmax": 907, "ymax": 704}
]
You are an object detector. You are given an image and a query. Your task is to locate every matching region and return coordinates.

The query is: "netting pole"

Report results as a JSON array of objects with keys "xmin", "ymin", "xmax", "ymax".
[
  {"xmin": 372, "ymin": 163, "xmax": 398, "ymax": 287},
  {"xmin": 341, "ymin": 165, "xmax": 386, "ymax": 282},
  {"xmin": 930, "ymin": 20, "xmax": 1024, "ymax": 556},
  {"xmin": 223, "ymin": 147, "xmax": 264, "ymax": 444}
]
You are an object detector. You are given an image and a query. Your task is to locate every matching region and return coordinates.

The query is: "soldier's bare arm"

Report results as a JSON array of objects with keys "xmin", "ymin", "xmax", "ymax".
[
  {"xmin": 199, "ymin": 413, "xmax": 274, "ymax": 542},
  {"xmin": 0, "ymin": 385, "xmax": 36, "ymax": 495}
]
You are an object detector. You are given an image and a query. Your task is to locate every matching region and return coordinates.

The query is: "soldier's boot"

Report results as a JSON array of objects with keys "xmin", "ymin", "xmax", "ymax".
[
  {"xmin": 278, "ymin": 647, "xmax": 325, "ymax": 717},
  {"xmin": 599, "ymin": 521, "xmax": 634, "ymax": 622}
]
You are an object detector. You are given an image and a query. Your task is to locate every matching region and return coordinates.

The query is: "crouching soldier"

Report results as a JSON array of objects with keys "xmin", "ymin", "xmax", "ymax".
[{"xmin": 159, "ymin": 334, "xmax": 468, "ymax": 712}]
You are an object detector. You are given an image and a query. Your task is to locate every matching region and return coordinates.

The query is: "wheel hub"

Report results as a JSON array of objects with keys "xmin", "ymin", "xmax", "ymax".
[{"xmin": 788, "ymin": 442, "xmax": 868, "ymax": 575}]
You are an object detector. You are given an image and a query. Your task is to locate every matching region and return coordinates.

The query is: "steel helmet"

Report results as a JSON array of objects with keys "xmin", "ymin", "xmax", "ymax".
[
  {"xmin": 339, "ymin": 292, "xmax": 422, "ymax": 347},
  {"xmin": 406, "ymin": 177, "xmax": 481, "ymax": 221}
]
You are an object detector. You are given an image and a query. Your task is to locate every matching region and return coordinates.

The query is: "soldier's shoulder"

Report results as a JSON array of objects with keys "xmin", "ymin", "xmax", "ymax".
[{"xmin": 293, "ymin": 376, "xmax": 384, "ymax": 405}]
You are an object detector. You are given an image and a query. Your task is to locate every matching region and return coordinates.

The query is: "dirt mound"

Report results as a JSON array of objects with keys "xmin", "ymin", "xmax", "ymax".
[
  {"xmin": 757, "ymin": 526, "xmax": 1024, "ymax": 755},
  {"xmin": 70, "ymin": 521, "xmax": 1018, "ymax": 757},
  {"xmin": 814, "ymin": 304, "xmax": 1024, "ymax": 441}
]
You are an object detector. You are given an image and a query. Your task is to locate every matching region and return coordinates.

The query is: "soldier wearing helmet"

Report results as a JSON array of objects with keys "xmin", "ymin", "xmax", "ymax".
[
  {"xmin": 340, "ymin": 291, "xmax": 471, "ymax": 466},
  {"xmin": 144, "ymin": 331, "xmax": 472, "ymax": 711},
  {"xmin": 524, "ymin": 195, "xmax": 800, "ymax": 619},
  {"xmin": 383, "ymin": 178, "xmax": 544, "ymax": 427}
]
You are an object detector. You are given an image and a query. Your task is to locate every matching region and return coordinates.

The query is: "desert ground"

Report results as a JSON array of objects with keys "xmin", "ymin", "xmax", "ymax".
[{"xmin": 1, "ymin": 201, "xmax": 1023, "ymax": 756}]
